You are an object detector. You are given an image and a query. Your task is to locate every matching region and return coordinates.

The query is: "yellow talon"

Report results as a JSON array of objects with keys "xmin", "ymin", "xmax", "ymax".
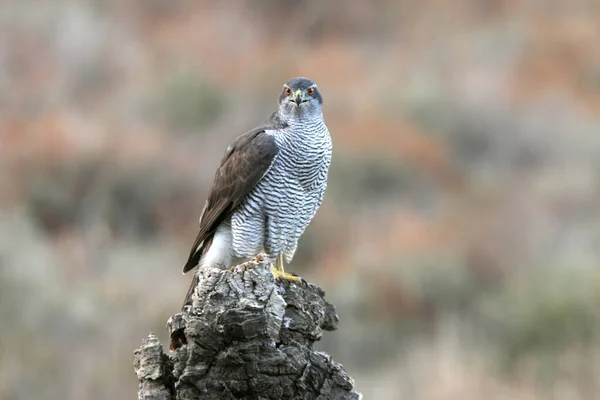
[
  {"xmin": 271, "ymin": 254, "xmax": 307, "ymax": 286},
  {"xmin": 270, "ymin": 267, "xmax": 308, "ymax": 286}
]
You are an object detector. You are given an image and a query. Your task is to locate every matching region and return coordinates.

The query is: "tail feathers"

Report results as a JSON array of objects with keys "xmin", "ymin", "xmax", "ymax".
[
  {"xmin": 182, "ymin": 235, "xmax": 214, "ymax": 274},
  {"xmin": 182, "ymin": 272, "xmax": 199, "ymax": 309},
  {"xmin": 182, "ymin": 253, "xmax": 200, "ymax": 274},
  {"xmin": 181, "ymin": 234, "xmax": 214, "ymax": 308}
]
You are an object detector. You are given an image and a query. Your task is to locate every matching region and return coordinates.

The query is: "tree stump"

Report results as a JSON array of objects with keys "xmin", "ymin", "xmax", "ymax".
[{"xmin": 133, "ymin": 254, "xmax": 361, "ymax": 400}]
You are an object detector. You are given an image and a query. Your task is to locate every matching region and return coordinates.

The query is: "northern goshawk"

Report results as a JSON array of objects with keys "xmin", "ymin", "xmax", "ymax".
[{"xmin": 181, "ymin": 77, "xmax": 332, "ymax": 306}]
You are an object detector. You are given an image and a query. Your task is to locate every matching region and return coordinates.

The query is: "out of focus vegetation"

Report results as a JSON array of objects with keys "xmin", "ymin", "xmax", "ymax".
[{"xmin": 1, "ymin": 1, "xmax": 600, "ymax": 399}]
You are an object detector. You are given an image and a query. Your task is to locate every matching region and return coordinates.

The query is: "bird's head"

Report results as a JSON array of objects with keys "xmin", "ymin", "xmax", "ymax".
[{"xmin": 277, "ymin": 77, "xmax": 323, "ymax": 120}]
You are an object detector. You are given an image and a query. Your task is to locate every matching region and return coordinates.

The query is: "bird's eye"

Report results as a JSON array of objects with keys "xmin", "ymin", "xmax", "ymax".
[
  {"xmin": 307, "ymin": 88, "xmax": 314, "ymax": 95},
  {"xmin": 285, "ymin": 87, "xmax": 292, "ymax": 95}
]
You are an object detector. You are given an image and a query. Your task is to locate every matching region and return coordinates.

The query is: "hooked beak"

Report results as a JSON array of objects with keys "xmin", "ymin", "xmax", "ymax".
[{"xmin": 291, "ymin": 89, "xmax": 304, "ymax": 106}]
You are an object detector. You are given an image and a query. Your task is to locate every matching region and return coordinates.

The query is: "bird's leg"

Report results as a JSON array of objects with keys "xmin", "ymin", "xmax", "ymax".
[
  {"xmin": 275, "ymin": 253, "xmax": 284, "ymax": 272},
  {"xmin": 270, "ymin": 253, "xmax": 307, "ymax": 287}
]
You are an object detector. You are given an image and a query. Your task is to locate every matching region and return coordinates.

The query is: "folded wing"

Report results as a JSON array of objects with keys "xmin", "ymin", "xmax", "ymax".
[{"xmin": 182, "ymin": 128, "xmax": 279, "ymax": 273}]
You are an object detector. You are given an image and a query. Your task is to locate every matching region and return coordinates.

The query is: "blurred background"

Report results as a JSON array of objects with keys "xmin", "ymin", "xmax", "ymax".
[{"xmin": 1, "ymin": 1, "xmax": 600, "ymax": 399}]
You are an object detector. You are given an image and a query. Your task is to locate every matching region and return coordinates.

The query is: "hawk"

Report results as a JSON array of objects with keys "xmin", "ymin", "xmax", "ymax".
[{"xmin": 182, "ymin": 77, "xmax": 332, "ymax": 306}]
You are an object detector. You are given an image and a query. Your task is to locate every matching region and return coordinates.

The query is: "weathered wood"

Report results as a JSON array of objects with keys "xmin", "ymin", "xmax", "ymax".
[
  {"xmin": 134, "ymin": 254, "xmax": 361, "ymax": 400},
  {"xmin": 133, "ymin": 334, "xmax": 174, "ymax": 400}
]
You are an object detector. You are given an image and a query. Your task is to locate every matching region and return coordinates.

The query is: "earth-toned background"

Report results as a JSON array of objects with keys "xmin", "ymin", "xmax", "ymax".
[{"xmin": 1, "ymin": 1, "xmax": 600, "ymax": 399}]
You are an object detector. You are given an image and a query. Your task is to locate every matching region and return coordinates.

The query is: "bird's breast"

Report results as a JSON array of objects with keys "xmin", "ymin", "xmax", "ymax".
[{"xmin": 281, "ymin": 144, "xmax": 330, "ymax": 190}]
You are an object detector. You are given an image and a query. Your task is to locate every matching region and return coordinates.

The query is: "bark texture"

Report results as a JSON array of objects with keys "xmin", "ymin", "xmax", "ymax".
[{"xmin": 133, "ymin": 254, "xmax": 361, "ymax": 400}]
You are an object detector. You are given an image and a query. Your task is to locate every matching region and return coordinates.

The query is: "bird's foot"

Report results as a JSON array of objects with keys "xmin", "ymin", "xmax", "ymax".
[
  {"xmin": 270, "ymin": 267, "xmax": 308, "ymax": 287},
  {"xmin": 230, "ymin": 263, "xmax": 248, "ymax": 272},
  {"xmin": 229, "ymin": 253, "xmax": 269, "ymax": 272}
]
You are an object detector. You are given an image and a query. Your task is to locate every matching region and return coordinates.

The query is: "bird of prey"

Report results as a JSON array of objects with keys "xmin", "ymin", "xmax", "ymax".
[{"xmin": 181, "ymin": 77, "xmax": 332, "ymax": 306}]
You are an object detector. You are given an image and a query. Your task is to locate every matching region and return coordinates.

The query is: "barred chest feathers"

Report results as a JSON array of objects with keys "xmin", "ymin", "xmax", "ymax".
[
  {"xmin": 272, "ymin": 120, "xmax": 332, "ymax": 191},
  {"xmin": 229, "ymin": 119, "xmax": 332, "ymax": 262}
]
